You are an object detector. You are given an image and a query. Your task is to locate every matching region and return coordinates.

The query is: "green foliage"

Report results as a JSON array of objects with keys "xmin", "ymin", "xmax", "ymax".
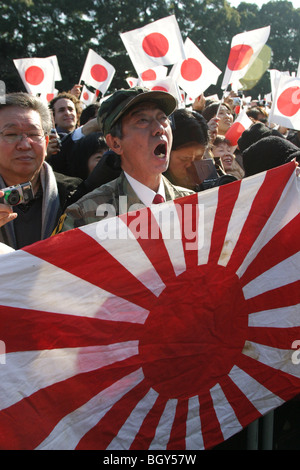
[{"xmin": 0, "ymin": 0, "xmax": 299, "ymax": 98}]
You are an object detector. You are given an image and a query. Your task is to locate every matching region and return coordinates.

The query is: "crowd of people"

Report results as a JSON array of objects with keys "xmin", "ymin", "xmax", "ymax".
[{"xmin": 0, "ymin": 83, "xmax": 299, "ymax": 448}]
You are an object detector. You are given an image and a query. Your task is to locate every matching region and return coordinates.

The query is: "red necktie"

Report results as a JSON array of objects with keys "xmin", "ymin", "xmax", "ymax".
[{"xmin": 152, "ymin": 194, "xmax": 165, "ymax": 204}]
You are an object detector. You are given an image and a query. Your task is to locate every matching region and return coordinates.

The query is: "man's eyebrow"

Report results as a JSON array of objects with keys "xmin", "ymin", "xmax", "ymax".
[{"xmin": 1, "ymin": 123, "xmax": 42, "ymax": 130}]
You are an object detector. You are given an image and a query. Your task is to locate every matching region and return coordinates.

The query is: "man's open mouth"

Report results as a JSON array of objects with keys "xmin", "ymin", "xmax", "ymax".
[{"xmin": 154, "ymin": 143, "xmax": 167, "ymax": 158}]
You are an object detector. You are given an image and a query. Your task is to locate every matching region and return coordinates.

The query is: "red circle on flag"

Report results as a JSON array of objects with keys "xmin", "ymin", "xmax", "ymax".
[
  {"xmin": 141, "ymin": 69, "xmax": 157, "ymax": 81},
  {"xmin": 277, "ymin": 86, "xmax": 300, "ymax": 117},
  {"xmin": 139, "ymin": 264, "xmax": 248, "ymax": 399},
  {"xmin": 151, "ymin": 85, "xmax": 168, "ymax": 92},
  {"xmin": 227, "ymin": 44, "xmax": 253, "ymax": 71},
  {"xmin": 25, "ymin": 66, "xmax": 44, "ymax": 86},
  {"xmin": 46, "ymin": 93, "xmax": 54, "ymax": 102},
  {"xmin": 180, "ymin": 58, "xmax": 202, "ymax": 81},
  {"xmin": 142, "ymin": 33, "xmax": 169, "ymax": 58},
  {"xmin": 90, "ymin": 64, "xmax": 108, "ymax": 83},
  {"xmin": 83, "ymin": 92, "xmax": 89, "ymax": 101}
]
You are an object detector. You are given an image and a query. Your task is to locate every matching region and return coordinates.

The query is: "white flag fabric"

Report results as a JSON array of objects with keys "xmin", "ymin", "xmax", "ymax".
[
  {"xmin": 268, "ymin": 74, "xmax": 300, "ymax": 130},
  {"xmin": 221, "ymin": 26, "xmax": 271, "ymax": 90},
  {"xmin": 170, "ymin": 38, "xmax": 222, "ymax": 99},
  {"xmin": 225, "ymin": 108, "xmax": 253, "ymax": 147},
  {"xmin": 13, "ymin": 57, "xmax": 56, "ymax": 98},
  {"xmin": 120, "ymin": 15, "xmax": 186, "ymax": 74},
  {"xmin": 138, "ymin": 76, "xmax": 181, "ymax": 103},
  {"xmin": 79, "ymin": 49, "xmax": 115, "ymax": 96}
]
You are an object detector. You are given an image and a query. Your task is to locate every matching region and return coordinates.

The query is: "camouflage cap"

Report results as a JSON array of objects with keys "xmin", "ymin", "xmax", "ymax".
[{"xmin": 97, "ymin": 86, "xmax": 177, "ymax": 136}]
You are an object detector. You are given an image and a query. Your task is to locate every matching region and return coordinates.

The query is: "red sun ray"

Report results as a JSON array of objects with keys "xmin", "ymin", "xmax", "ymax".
[
  {"xmin": 247, "ymin": 326, "xmax": 300, "ymax": 350},
  {"xmin": 120, "ymin": 208, "xmax": 178, "ymax": 285},
  {"xmin": 226, "ymin": 163, "xmax": 296, "ymax": 274},
  {"xmin": 246, "ymin": 281, "xmax": 300, "ymax": 313},
  {"xmin": 166, "ymin": 399, "xmax": 188, "ymax": 450},
  {"xmin": 236, "ymin": 353, "xmax": 300, "ymax": 403},
  {"xmin": 219, "ymin": 374, "xmax": 262, "ymax": 428},
  {"xmin": 208, "ymin": 180, "xmax": 241, "ymax": 264},
  {"xmin": 24, "ymin": 229, "xmax": 157, "ymax": 311},
  {"xmin": 199, "ymin": 391, "xmax": 223, "ymax": 449},
  {"xmin": 0, "ymin": 356, "xmax": 140, "ymax": 450},
  {"xmin": 0, "ymin": 306, "xmax": 143, "ymax": 353},
  {"xmin": 76, "ymin": 379, "xmax": 150, "ymax": 449},
  {"xmin": 239, "ymin": 214, "xmax": 300, "ymax": 287},
  {"xmin": 175, "ymin": 196, "xmax": 201, "ymax": 269},
  {"xmin": 129, "ymin": 395, "xmax": 167, "ymax": 450}
]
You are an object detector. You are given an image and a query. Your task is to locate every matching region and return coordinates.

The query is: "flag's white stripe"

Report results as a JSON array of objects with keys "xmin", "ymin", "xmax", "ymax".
[
  {"xmin": 243, "ymin": 252, "xmax": 300, "ymax": 300},
  {"xmin": 81, "ymin": 217, "xmax": 165, "ymax": 297},
  {"xmin": 36, "ymin": 368, "xmax": 144, "ymax": 450},
  {"xmin": 210, "ymin": 383, "xmax": 243, "ymax": 440},
  {"xmin": 237, "ymin": 169, "xmax": 299, "ymax": 278},
  {"xmin": 243, "ymin": 340, "xmax": 300, "ymax": 379},
  {"xmin": 149, "ymin": 398, "xmax": 177, "ymax": 449},
  {"xmin": 106, "ymin": 387, "xmax": 159, "ymax": 450},
  {"xmin": 186, "ymin": 395, "xmax": 204, "ymax": 450},
  {"xmin": 0, "ymin": 341, "xmax": 138, "ymax": 411},
  {"xmin": 228, "ymin": 364, "xmax": 284, "ymax": 415},
  {"xmin": 151, "ymin": 201, "xmax": 186, "ymax": 277},
  {"xmin": 218, "ymin": 174, "xmax": 265, "ymax": 267},
  {"xmin": 249, "ymin": 304, "xmax": 300, "ymax": 327},
  {"xmin": 197, "ymin": 189, "xmax": 218, "ymax": 266},
  {"xmin": 0, "ymin": 250, "xmax": 149, "ymax": 323}
]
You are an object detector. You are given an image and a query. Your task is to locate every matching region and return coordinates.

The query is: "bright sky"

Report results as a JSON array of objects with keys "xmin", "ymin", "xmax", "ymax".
[{"xmin": 228, "ymin": 0, "xmax": 299, "ymax": 8}]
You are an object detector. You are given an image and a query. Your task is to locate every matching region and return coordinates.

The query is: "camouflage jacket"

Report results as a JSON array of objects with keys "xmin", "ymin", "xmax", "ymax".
[{"xmin": 56, "ymin": 172, "xmax": 194, "ymax": 233}]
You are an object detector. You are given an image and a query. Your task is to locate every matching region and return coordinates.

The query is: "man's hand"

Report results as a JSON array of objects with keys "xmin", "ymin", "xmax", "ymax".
[{"xmin": 0, "ymin": 191, "xmax": 17, "ymax": 227}]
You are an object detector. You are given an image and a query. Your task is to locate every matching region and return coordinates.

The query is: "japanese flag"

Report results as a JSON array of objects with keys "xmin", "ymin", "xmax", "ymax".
[
  {"xmin": 225, "ymin": 108, "xmax": 253, "ymax": 147},
  {"xmin": 140, "ymin": 76, "xmax": 181, "ymax": 103},
  {"xmin": 170, "ymin": 38, "xmax": 222, "ymax": 99},
  {"xmin": 79, "ymin": 49, "xmax": 115, "ymax": 96},
  {"xmin": 139, "ymin": 66, "xmax": 168, "ymax": 82},
  {"xmin": 126, "ymin": 77, "xmax": 139, "ymax": 88},
  {"xmin": 268, "ymin": 74, "xmax": 300, "ymax": 130},
  {"xmin": 221, "ymin": 26, "xmax": 270, "ymax": 90},
  {"xmin": 80, "ymin": 85, "xmax": 97, "ymax": 107},
  {"xmin": 120, "ymin": 15, "xmax": 186, "ymax": 74},
  {"xmin": 13, "ymin": 57, "xmax": 56, "ymax": 98}
]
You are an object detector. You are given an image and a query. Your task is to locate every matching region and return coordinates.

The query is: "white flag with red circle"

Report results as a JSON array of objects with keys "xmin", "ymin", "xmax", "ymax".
[
  {"xmin": 80, "ymin": 85, "xmax": 97, "ymax": 107},
  {"xmin": 170, "ymin": 38, "xmax": 222, "ymax": 99},
  {"xmin": 139, "ymin": 76, "xmax": 181, "ymax": 103},
  {"xmin": 139, "ymin": 66, "xmax": 168, "ymax": 83},
  {"xmin": 0, "ymin": 161, "xmax": 299, "ymax": 450},
  {"xmin": 225, "ymin": 108, "xmax": 253, "ymax": 147},
  {"xmin": 13, "ymin": 57, "xmax": 56, "ymax": 99},
  {"xmin": 268, "ymin": 74, "xmax": 300, "ymax": 130},
  {"xmin": 79, "ymin": 49, "xmax": 115, "ymax": 97},
  {"xmin": 221, "ymin": 26, "xmax": 270, "ymax": 90},
  {"xmin": 120, "ymin": 15, "xmax": 186, "ymax": 74}
]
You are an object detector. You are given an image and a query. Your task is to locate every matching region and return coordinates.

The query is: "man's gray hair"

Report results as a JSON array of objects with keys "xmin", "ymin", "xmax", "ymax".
[{"xmin": 0, "ymin": 92, "xmax": 52, "ymax": 134}]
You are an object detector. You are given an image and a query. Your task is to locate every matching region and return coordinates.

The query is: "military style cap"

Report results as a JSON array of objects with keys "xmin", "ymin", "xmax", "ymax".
[{"xmin": 97, "ymin": 86, "xmax": 177, "ymax": 136}]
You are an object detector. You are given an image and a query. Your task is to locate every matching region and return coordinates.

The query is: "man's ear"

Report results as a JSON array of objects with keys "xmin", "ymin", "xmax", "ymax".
[{"xmin": 105, "ymin": 134, "xmax": 122, "ymax": 155}]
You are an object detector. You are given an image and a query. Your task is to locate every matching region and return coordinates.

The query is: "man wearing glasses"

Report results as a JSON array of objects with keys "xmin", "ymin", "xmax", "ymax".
[{"xmin": 0, "ymin": 92, "xmax": 82, "ymax": 250}]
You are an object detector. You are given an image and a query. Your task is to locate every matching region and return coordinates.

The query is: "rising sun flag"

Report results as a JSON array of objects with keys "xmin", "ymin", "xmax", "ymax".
[{"xmin": 0, "ymin": 162, "xmax": 299, "ymax": 450}]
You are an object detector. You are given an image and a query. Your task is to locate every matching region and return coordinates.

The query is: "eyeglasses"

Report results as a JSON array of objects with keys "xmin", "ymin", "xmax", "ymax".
[{"xmin": 0, "ymin": 131, "xmax": 46, "ymax": 144}]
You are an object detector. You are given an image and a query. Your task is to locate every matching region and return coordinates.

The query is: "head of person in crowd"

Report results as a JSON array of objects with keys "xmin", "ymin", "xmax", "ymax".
[
  {"xmin": 212, "ymin": 136, "xmax": 245, "ymax": 180},
  {"xmin": 0, "ymin": 92, "xmax": 51, "ymax": 191},
  {"xmin": 242, "ymin": 135, "xmax": 300, "ymax": 177},
  {"xmin": 164, "ymin": 108, "xmax": 209, "ymax": 190},
  {"xmin": 79, "ymin": 103, "xmax": 101, "ymax": 126},
  {"xmin": 237, "ymin": 121, "xmax": 284, "ymax": 153},
  {"xmin": 202, "ymin": 102, "xmax": 234, "ymax": 136},
  {"xmin": 0, "ymin": 92, "xmax": 83, "ymax": 249},
  {"xmin": 68, "ymin": 132, "xmax": 109, "ymax": 180},
  {"xmin": 49, "ymin": 92, "xmax": 82, "ymax": 135},
  {"xmin": 246, "ymin": 106, "xmax": 269, "ymax": 124},
  {"xmin": 97, "ymin": 86, "xmax": 176, "ymax": 192}
]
